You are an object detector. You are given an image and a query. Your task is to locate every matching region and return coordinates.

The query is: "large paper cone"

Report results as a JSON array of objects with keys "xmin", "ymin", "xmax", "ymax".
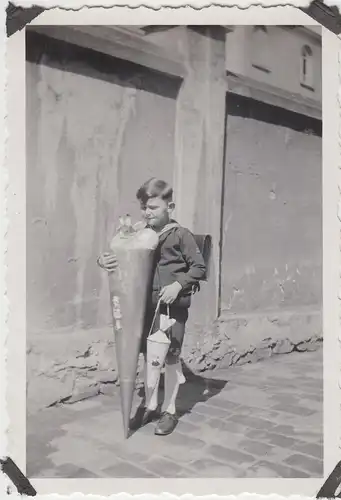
[{"xmin": 108, "ymin": 224, "xmax": 158, "ymax": 438}]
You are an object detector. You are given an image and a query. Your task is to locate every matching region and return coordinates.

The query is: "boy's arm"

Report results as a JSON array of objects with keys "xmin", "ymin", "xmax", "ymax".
[{"xmin": 175, "ymin": 229, "xmax": 207, "ymax": 291}]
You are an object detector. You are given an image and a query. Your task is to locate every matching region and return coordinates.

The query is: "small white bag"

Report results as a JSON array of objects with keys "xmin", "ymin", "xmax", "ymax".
[{"xmin": 146, "ymin": 301, "xmax": 175, "ymax": 408}]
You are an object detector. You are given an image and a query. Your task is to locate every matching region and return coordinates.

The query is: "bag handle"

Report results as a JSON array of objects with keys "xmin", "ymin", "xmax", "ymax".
[
  {"xmin": 147, "ymin": 300, "xmax": 170, "ymax": 338},
  {"xmin": 147, "ymin": 299, "xmax": 161, "ymax": 338}
]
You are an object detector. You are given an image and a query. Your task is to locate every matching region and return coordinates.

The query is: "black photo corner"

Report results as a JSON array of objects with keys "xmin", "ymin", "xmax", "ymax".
[{"xmin": 0, "ymin": 457, "xmax": 36, "ymax": 496}]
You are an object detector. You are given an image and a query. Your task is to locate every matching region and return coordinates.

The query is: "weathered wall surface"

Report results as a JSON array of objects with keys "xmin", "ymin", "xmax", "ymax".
[
  {"xmin": 26, "ymin": 32, "xmax": 180, "ymax": 333},
  {"xmin": 181, "ymin": 92, "xmax": 323, "ymax": 373},
  {"xmin": 172, "ymin": 27, "xmax": 227, "ymax": 333},
  {"xmin": 220, "ymin": 100, "xmax": 322, "ymax": 315}
]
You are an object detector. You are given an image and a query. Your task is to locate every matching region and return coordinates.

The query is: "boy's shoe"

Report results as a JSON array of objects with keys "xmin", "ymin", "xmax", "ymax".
[
  {"xmin": 129, "ymin": 405, "xmax": 159, "ymax": 431},
  {"xmin": 154, "ymin": 412, "xmax": 178, "ymax": 436}
]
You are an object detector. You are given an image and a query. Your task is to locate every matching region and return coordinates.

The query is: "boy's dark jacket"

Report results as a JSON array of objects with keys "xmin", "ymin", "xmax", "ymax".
[{"xmin": 144, "ymin": 220, "xmax": 206, "ymax": 308}]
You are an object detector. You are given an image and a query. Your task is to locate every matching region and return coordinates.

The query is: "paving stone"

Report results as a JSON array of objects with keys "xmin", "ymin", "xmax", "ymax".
[
  {"xmin": 164, "ymin": 431, "xmax": 206, "ymax": 450},
  {"xmin": 206, "ymin": 418, "xmax": 248, "ymax": 436},
  {"xmin": 27, "ymin": 410, "xmax": 70, "ymax": 441},
  {"xmin": 284, "ymin": 453, "xmax": 323, "ymax": 476},
  {"xmin": 271, "ymin": 404, "xmax": 316, "ymax": 417},
  {"xmin": 205, "ymin": 397, "xmax": 241, "ymax": 412},
  {"xmin": 26, "ymin": 450, "xmax": 55, "ymax": 479},
  {"xmin": 63, "ymin": 414, "xmax": 123, "ymax": 446},
  {"xmin": 269, "ymin": 394, "xmax": 300, "ymax": 405},
  {"xmin": 103, "ymin": 461, "xmax": 157, "ymax": 478},
  {"xmin": 61, "ymin": 401, "xmax": 114, "ymax": 420},
  {"xmin": 227, "ymin": 414, "xmax": 274, "ymax": 431},
  {"xmin": 292, "ymin": 442, "xmax": 323, "ymax": 459},
  {"xmin": 239, "ymin": 439, "xmax": 275, "ymax": 457},
  {"xmin": 179, "ymin": 411, "xmax": 208, "ymax": 424},
  {"xmin": 245, "ymin": 429, "xmax": 297, "ymax": 449},
  {"xmin": 238, "ymin": 460, "xmax": 310, "ymax": 478},
  {"xmin": 176, "ymin": 420, "xmax": 199, "ymax": 434},
  {"xmin": 106, "ymin": 443, "xmax": 152, "ymax": 465},
  {"xmin": 188, "ymin": 456, "xmax": 226, "ymax": 471},
  {"xmin": 225, "ymin": 404, "xmax": 255, "ymax": 416},
  {"xmin": 241, "ymin": 407, "xmax": 282, "ymax": 422},
  {"xmin": 34, "ymin": 468, "xmax": 62, "ymax": 478},
  {"xmin": 252, "ymin": 410, "xmax": 306, "ymax": 427},
  {"xmin": 300, "ymin": 393, "xmax": 323, "ymax": 403},
  {"xmin": 144, "ymin": 457, "xmax": 191, "ymax": 477},
  {"xmin": 162, "ymin": 445, "xmax": 205, "ymax": 465},
  {"xmin": 53, "ymin": 463, "xmax": 100, "ymax": 478},
  {"xmin": 192, "ymin": 403, "xmax": 230, "ymax": 418},
  {"xmin": 295, "ymin": 385, "xmax": 323, "ymax": 396},
  {"xmin": 299, "ymin": 378, "xmax": 323, "ymax": 388},
  {"xmin": 218, "ymin": 387, "xmax": 275, "ymax": 408},
  {"xmin": 225, "ymin": 378, "xmax": 263, "ymax": 389},
  {"xmin": 208, "ymin": 428, "xmax": 246, "ymax": 448},
  {"xmin": 27, "ymin": 432, "xmax": 56, "ymax": 456},
  {"xmin": 270, "ymin": 424, "xmax": 322, "ymax": 443},
  {"xmin": 48, "ymin": 435, "xmax": 114, "ymax": 471},
  {"xmin": 187, "ymin": 457, "xmax": 242, "ymax": 477},
  {"xmin": 294, "ymin": 399, "xmax": 322, "ymax": 414},
  {"xmin": 266, "ymin": 375, "xmax": 296, "ymax": 385},
  {"xmin": 208, "ymin": 444, "xmax": 256, "ymax": 465}
]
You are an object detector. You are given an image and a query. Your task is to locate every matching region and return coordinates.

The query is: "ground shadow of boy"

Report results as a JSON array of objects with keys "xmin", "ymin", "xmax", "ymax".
[{"xmin": 136, "ymin": 359, "xmax": 228, "ymax": 419}]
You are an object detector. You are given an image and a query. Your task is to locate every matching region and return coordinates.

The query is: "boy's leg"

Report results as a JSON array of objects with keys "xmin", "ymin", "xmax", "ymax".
[
  {"xmin": 144, "ymin": 308, "xmax": 162, "ymax": 411},
  {"xmin": 155, "ymin": 307, "xmax": 188, "ymax": 436},
  {"xmin": 145, "ymin": 352, "xmax": 160, "ymax": 411},
  {"xmin": 129, "ymin": 309, "xmax": 160, "ymax": 430},
  {"xmin": 162, "ymin": 353, "xmax": 184, "ymax": 415}
]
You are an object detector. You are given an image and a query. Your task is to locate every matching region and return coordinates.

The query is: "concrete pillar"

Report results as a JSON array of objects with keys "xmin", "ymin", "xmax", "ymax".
[{"xmin": 173, "ymin": 26, "xmax": 226, "ymax": 335}]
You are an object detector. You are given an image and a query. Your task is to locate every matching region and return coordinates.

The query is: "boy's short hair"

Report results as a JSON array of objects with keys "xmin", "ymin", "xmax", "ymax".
[{"xmin": 136, "ymin": 178, "xmax": 173, "ymax": 206}]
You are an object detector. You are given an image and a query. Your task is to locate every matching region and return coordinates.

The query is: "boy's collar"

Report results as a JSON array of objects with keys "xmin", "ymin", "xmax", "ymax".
[
  {"xmin": 158, "ymin": 221, "xmax": 179, "ymax": 236},
  {"xmin": 134, "ymin": 220, "xmax": 179, "ymax": 235}
]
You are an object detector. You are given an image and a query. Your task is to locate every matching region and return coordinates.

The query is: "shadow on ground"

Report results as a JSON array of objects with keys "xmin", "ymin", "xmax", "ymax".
[{"xmin": 135, "ymin": 359, "xmax": 228, "ymax": 419}]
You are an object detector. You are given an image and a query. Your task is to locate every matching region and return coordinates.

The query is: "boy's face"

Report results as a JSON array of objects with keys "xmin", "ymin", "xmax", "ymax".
[{"xmin": 141, "ymin": 197, "xmax": 174, "ymax": 229}]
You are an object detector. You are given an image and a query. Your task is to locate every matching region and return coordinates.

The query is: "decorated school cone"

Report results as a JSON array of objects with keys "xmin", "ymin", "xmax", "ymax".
[
  {"xmin": 108, "ymin": 215, "xmax": 159, "ymax": 438},
  {"xmin": 146, "ymin": 305, "xmax": 175, "ymax": 409}
]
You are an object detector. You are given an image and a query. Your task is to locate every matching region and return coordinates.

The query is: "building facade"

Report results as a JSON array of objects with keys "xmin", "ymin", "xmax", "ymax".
[{"xmin": 26, "ymin": 25, "xmax": 322, "ymax": 405}]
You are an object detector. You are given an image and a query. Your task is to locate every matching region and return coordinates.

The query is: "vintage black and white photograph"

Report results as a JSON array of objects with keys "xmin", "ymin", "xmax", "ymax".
[{"xmin": 24, "ymin": 22, "xmax": 323, "ymax": 480}]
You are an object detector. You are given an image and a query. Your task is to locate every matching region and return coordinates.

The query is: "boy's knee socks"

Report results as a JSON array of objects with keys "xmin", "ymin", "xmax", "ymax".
[
  {"xmin": 144, "ymin": 361, "xmax": 159, "ymax": 411},
  {"xmin": 144, "ymin": 356, "xmax": 186, "ymax": 414},
  {"xmin": 162, "ymin": 360, "xmax": 186, "ymax": 415}
]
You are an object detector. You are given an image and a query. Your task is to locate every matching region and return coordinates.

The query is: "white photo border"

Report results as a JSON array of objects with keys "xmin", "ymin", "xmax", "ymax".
[{"xmin": 3, "ymin": 5, "xmax": 341, "ymax": 497}]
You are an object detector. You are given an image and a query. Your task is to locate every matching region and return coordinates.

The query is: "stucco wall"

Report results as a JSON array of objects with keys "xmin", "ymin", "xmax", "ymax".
[
  {"xmin": 26, "ymin": 32, "xmax": 180, "ymax": 333},
  {"xmin": 220, "ymin": 98, "xmax": 322, "ymax": 315}
]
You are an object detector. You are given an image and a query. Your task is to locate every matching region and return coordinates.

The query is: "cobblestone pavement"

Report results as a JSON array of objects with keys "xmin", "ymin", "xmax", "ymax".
[{"xmin": 27, "ymin": 348, "xmax": 323, "ymax": 479}]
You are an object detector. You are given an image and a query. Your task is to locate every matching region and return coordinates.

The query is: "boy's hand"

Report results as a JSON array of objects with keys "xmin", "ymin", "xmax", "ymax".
[
  {"xmin": 97, "ymin": 252, "xmax": 118, "ymax": 272},
  {"xmin": 159, "ymin": 282, "xmax": 182, "ymax": 304}
]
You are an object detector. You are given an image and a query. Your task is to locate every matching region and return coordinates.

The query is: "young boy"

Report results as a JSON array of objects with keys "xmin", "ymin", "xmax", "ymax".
[{"xmin": 98, "ymin": 178, "xmax": 206, "ymax": 436}]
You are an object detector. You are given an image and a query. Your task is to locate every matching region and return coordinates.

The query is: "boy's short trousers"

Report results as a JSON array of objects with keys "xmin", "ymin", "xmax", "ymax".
[{"xmin": 140, "ymin": 303, "xmax": 189, "ymax": 358}]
